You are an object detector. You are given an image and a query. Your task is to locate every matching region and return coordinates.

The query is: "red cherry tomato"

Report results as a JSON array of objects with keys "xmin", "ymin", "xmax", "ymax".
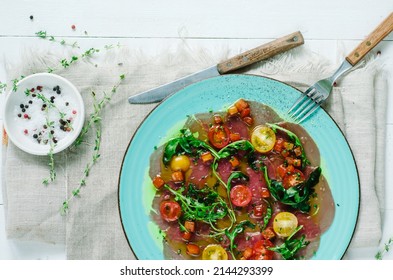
[
  {"xmin": 230, "ymin": 185, "xmax": 252, "ymax": 207},
  {"xmin": 159, "ymin": 200, "xmax": 181, "ymax": 222},
  {"xmin": 252, "ymin": 239, "xmax": 274, "ymax": 260},
  {"xmin": 208, "ymin": 125, "xmax": 230, "ymax": 149},
  {"xmin": 283, "ymin": 169, "xmax": 305, "ymax": 189}
]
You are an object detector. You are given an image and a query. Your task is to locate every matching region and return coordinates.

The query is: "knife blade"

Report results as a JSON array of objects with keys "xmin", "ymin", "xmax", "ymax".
[{"xmin": 128, "ymin": 31, "xmax": 304, "ymax": 104}]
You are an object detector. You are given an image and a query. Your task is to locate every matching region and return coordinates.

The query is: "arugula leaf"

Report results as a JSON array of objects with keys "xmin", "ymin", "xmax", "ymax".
[
  {"xmin": 218, "ymin": 140, "xmax": 254, "ymax": 159},
  {"xmin": 225, "ymin": 220, "xmax": 255, "ymax": 259},
  {"xmin": 264, "ymin": 167, "xmax": 322, "ymax": 212},
  {"xmin": 262, "ymin": 202, "xmax": 272, "ymax": 230},
  {"xmin": 162, "ymin": 129, "xmax": 219, "ymax": 166},
  {"xmin": 164, "ymin": 184, "xmax": 231, "ymax": 231},
  {"xmin": 268, "ymin": 226, "xmax": 310, "ymax": 259}
]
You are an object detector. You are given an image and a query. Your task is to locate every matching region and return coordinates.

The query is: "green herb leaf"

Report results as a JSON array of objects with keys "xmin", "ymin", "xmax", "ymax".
[
  {"xmin": 268, "ymin": 226, "xmax": 309, "ymax": 259},
  {"xmin": 264, "ymin": 166, "xmax": 322, "ymax": 212},
  {"xmin": 225, "ymin": 221, "xmax": 255, "ymax": 259}
]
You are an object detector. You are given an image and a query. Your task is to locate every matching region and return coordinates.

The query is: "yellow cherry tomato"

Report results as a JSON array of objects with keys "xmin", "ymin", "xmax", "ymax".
[
  {"xmin": 202, "ymin": 244, "xmax": 228, "ymax": 260},
  {"xmin": 273, "ymin": 212, "xmax": 298, "ymax": 238},
  {"xmin": 251, "ymin": 125, "xmax": 276, "ymax": 153},
  {"xmin": 170, "ymin": 155, "xmax": 191, "ymax": 172}
]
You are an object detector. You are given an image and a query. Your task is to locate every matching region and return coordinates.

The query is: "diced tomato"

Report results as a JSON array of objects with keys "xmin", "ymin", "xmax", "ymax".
[
  {"xmin": 230, "ymin": 185, "xmax": 252, "ymax": 207},
  {"xmin": 240, "ymin": 107, "xmax": 251, "ymax": 118},
  {"xmin": 293, "ymin": 159, "xmax": 302, "ymax": 167},
  {"xmin": 227, "ymin": 106, "xmax": 238, "ymax": 116},
  {"xmin": 293, "ymin": 146, "xmax": 302, "ymax": 157},
  {"xmin": 152, "ymin": 175, "xmax": 165, "ymax": 189},
  {"xmin": 229, "ymin": 156, "xmax": 240, "ymax": 168},
  {"xmin": 286, "ymin": 165, "xmax": 295, "ymax": 173},
  {"xmin": 273, "ymin": 138, "xmax": 285, "ymax": 152},
  {"xmin": 171, "ymin": 170, "xmax": 184, "ymax": 182},
  {"xmin": 235, "ymin": 99, "xmax": 249, "ymax": 112},
  {"xmin": 281, "ymin": 149, "xmax": 290, "ymax": 157},
  {"xmin": 208, "ymin": 125, "xmax": 230, "ymax": 149},
  {"xmin": 182, "ymin": 231, "xmax": 192, "ymax": 241},
  {"xmin": 283, "ymin": 169, "xmax": 305, "ymax": 189},
  {"xmin": 186, "ymin": 243, "xmax": 200, "ymax": 256},
  {"xmin": 242, "ymin": 247, "xmax": 253, "ymax": 259},
  {"xmin": 261, "ymin": 188, "xmax": 270, "ymax": 198},
  {"xmin": 201, "ymin": 151, "xmax": 213, "ymax": 163},
  {"xmin": 283, "ymin": 141, "xmax": 294, "ymax": 150},
  {"xmin": 277, "ymin": 164, "xmax": 287, "ymax": 179},
  {"xmin": 213, "ymin": 114, "xmax": 223, "ymax": 124},
  {"xmin": 160, "ymin": 201, "xmax": 181, "ymax": 222},
  {"xmin": 253, "ymin": 204, "xmax": 267, "ymax": 217},
  {"xmin": 262, "ymin": 227, "xmax": 276, "ymax": 240},
  {"xmin": 229, "ymin": 133, "xmax": 241, "ymax": 142},
  {"xmin": 286, "ymin": 157, "xmax": 294, "ymax": 166},
  {"xmin": 252, "ymin": 239, "xmax": 274, "ymax": 260},
  {"xmin": 184, "ymin": 221, "xmax": 195, "ymax": 233},
  {"xmin": 243, "ymin": 116, "xmax": 253, "ymax": 126}
]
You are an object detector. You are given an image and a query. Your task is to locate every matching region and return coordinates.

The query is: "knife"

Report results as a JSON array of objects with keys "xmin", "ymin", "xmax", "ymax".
[{"xmin": 128, "ymin": 31, "xmax": 304, "ymax": 104}]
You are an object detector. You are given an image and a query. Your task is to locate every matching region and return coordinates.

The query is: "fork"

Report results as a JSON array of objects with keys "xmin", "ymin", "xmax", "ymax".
[{"xmin": 288, "ymin": 12, "xmax": 393, "ymax": 123}]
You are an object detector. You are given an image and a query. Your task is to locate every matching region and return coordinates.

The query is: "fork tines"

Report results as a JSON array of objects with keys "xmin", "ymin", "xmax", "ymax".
[{"xmin": 287, "ymin": 88, "xmax": 323, "ymax": 123}]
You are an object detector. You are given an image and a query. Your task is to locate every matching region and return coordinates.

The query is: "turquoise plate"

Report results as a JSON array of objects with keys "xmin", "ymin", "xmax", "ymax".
[{"xmin": 118, "ymin": 74, "xmax": 359, "ymax": 260}]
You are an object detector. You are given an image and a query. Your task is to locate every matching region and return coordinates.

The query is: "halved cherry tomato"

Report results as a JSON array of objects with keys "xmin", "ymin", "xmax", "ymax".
[
  {"xmin": 273, "ymin": 211, "xmax": 298, "ymax": 238},
  {"xmin": 251, "ymin": 125, "xmax": 276, "ymax": 153},
  {"xmin": 208, "ymin": 125, "xmax": 230, "ymax": 149},
  {"xmin": 283, "ymin": 169, "xmax": 305, "ymax": 189},
  {"xmin": 159, "ymin": 200, "xmax": 181, "ymax": 222},
  {"xmin": 252, "ymin": 239, "xmax": 274, "ymax": 260},
  {"xmin": 202, "ymin": 244, "xmax": 228, "ymax": 260},
  {"xmin": 230, "ymin": 185, "xmax": 252, "ymax": 207}
]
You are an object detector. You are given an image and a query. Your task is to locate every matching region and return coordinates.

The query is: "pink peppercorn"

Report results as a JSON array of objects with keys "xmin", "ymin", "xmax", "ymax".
[
  {"xmin": 23, "ymin": 114, "xmax": 29, "ymax": 119},
  {"xmin": 71, "ymin": 24, "xmax": 76, "ymax": 30},
  {"xmin": 30, "ymin": 88, "xmax": 35, "ymax": 92},
  {"xmin": 23, "ymin": 129, "xmax": 28, "ymax": 135},
  {"xmin": 72, "ymin": 110, "xmax": 77, "ymax": 114},
  {"xmin": 36, "ymin": 85, "xmax": 43, "ymax": 91}
]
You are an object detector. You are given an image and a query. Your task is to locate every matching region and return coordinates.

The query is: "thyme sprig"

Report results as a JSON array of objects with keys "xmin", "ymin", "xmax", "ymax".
[
  {"xmin": 42, "ymin": 110, "xmax": 56, "ymax": 185},
  {"xmin": 73, "ymin": 74, "xmax": 126, "ymax": 147},
  {"xmin": 35, "ymin": 30, "xmax": 80, "ymax": 49},
  {"xmin": 375, "ymin": 237, "xmax": 393, "ymax": 260},
  {"xmin": 2, "ymin": 32, "xmax": 121, "ymax": 93},
  {"xmin": 60, "ymin": 74, "xmax": 125, "ymax": 215}
]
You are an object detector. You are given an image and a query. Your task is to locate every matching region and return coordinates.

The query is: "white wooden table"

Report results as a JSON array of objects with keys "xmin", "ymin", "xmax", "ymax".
[{"xmin": 1, "ymin": 0, "xmax": 393, "ymax": 260}]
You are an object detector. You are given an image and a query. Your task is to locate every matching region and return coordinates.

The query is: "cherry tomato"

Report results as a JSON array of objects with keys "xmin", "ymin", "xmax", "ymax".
[
  {"xmin": 283, "ymin": 169, "xmax": 305, "ymax": 189},
  {"xmin": 170, "ymin": 155, "xmax": 191, "ymax": 172},
  {"xmin": 202, "ymin": 244, "xmax": 228, "ymax": 260},
  {"xmin": 159, "ymin": 200, "xmax": 181, "ymax": 222},
  {"xmin": 252, "ymin": 239, "xmax": 274, "ymax": 260},
  {"xmin": 230, "ymin": 185, "xmax": 252, "ymax": 207},
  {"xmin": 273, "ymin": 211, "xmax": 298, "ymax": 238},
  {"xmin": 208, "ymin": 125, "xmax": 230, "ymax": 149},
  {"xmin": 251, "ymin": 125, "xmax": 276, "ymax": 153}
]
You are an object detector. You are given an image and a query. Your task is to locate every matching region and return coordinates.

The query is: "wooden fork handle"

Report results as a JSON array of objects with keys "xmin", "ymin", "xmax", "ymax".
[
  {"xmin": 217, "ymin": 31, "xmax": 304, "ymax": 74},
  {"xmin": 346, "ymin": 12, "xmax": 393, "ymax": 66}
]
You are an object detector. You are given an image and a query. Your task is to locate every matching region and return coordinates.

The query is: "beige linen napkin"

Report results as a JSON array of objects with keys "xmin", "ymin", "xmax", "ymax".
[{"xmin": 2, "ymin": 44, "xmax": 386, "ymax": 259}]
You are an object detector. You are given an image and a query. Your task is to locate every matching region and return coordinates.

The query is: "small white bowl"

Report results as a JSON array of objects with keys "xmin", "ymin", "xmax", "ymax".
[{"xmin": 3, "ymin": 73, "xmax": 85, "ymax": 155}]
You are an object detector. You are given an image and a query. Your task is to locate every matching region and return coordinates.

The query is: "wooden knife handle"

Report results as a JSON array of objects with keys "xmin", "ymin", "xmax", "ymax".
[
  {"xmin": 346, "ymin": 12, "xmax": 393, "ymax": 66},
  {"xmin": 217, "ymin": 31, "xmax": 304, "ymax": 74}
]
